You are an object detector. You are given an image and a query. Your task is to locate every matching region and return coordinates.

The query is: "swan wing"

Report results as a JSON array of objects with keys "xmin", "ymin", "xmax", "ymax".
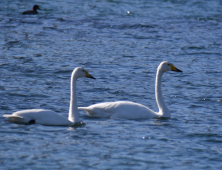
[
  {"xmin": 33, "ymin": 110, "xmax": 72, "ymax": 126},
  {"xmin": 79, "ymin": 101, "xmax": 158, "ymax": 119},
  {"xmin": 3, "ymin": 114, "xmax": 31, "ymax": 124},
  {"xmin": 3, "ymin": 109, "xmax": 72, "ymax": 126},
  {"xmin": 79, "ymin": 103, "xmax": 113, "ymax": 118}
]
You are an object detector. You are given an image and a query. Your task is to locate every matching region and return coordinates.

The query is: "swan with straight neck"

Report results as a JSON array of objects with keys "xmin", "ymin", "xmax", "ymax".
[
  {"xmin": 78, "ymin": 61, "xmax": 182, "ymax": 119},
  {"xmin": 3, "ymin": 67, "xmax": 95, "ymax": 126}
]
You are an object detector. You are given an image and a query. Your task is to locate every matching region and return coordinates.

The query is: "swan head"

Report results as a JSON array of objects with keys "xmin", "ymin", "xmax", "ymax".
[
  {"xmin": 158, "ymin": 61, "xmax": 182, "ymax": 73},
  {"xmin": 73, "ymin": 67, "xmax": 96, "ymax": 79}
]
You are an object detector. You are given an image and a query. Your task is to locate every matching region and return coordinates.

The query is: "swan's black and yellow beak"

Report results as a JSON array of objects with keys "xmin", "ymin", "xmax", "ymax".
[
  {"xmin": 170, "ymin": 64, "xmax": 182, "ymax": 72},
  {"xmin": 84, "ymin": 70, "xmax": 96, "ymax": 79}
]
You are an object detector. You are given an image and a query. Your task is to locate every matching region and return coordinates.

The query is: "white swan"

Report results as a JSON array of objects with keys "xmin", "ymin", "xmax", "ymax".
[
  {"xmin": 78, "ymin": 61, "xmax": 182, "ymax": 119},
  {"xmin": 3, "ymin": 67, "xmax": 95, "ymax": 125}
]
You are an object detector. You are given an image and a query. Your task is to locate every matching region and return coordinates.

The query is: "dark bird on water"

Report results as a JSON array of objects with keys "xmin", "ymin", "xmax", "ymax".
[{"xmin": 22, "ymin": 5, "xmax": 40, "ymax": 15}]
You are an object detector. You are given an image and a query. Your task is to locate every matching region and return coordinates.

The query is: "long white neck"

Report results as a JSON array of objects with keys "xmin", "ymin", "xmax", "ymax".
[
  {"xmin": 68, "ymin": 71, "xmax": 80, "ymax": 123},
  {"xmin": 155, "ymin": 68, "xmax": 171, "ymax": 117}
]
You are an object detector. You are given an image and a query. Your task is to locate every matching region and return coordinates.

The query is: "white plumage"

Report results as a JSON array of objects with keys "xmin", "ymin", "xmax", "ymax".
[
  {"xmin": 79, "ymin": 61, "xmax": 182, "ymax": 119},
  {"xmin": 3, "ymin": 67, "xmax": 95, "ymax": 126}
]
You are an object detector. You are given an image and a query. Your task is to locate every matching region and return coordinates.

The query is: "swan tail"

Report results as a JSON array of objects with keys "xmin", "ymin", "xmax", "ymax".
[
  {"xmin": 78, "ymin": 107, "xmax": 91, "ymax": 115},
  {"xmin": 78, "ymin": 107, "xmax": 111, "ymax": 118},
  {"xmin": 3, "ymin": 115, "xmax": 31, "ymax": 124},
  {"xmin": 3, "ymin": 114, "xmax": 22, "ymax": 118},
  {"xmin": 78, "ymin": 107, "xmax": 99, "ymax": 117}
]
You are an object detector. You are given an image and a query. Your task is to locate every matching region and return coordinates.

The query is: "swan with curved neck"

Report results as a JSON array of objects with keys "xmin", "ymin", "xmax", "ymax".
[
  {"xmin": 3, "ymin": 67, "xmax": 95, "ymax": 125},
  {"xmin": 78, "ymin": 61, "xmax": 182, "ymax": 119}
]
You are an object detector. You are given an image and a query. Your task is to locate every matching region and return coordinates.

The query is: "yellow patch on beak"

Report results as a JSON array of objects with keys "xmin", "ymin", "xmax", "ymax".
[
  {"xmin": 170, "ymin": 65, "xmax": 177, "ymax": 71},
  {"xmin": 84, "ymin": 70, "xmax": 96, "ymax": 79},
  {"xmin": 170, "ymin": 64, "xmax": 182, "ymax": 72}
]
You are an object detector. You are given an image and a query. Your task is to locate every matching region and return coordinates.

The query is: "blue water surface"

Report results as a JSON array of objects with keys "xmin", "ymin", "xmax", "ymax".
[{"xmin": 1, "ymin": 0, "xmax": 222, "ymax": 169}]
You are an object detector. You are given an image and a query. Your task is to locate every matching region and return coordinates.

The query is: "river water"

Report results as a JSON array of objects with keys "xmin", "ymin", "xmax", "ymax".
[{"xmin": 1, "ymin": 0, "xmax": 222, "ymax": 169}]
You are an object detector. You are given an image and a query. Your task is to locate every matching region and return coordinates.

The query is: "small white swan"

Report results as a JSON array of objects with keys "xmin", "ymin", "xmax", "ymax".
[
  {"xmin": 78, "ymin": 61, "xmax": 182, "ymax": 119},
  {"xmin": 3, "ymin": 67, "xmax": 95, "ymax": 126}
]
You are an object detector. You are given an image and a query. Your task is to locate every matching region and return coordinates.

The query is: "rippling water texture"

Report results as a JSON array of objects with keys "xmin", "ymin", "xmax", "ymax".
[{"xmin": 1, "ymin": 0, "xmax": 222, "ymax": 169}]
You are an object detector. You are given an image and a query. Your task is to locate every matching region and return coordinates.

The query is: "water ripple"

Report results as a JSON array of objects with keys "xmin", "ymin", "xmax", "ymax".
[{"xmin": 1, "ymin": 0, "xmax": 222, "ymax": 169}]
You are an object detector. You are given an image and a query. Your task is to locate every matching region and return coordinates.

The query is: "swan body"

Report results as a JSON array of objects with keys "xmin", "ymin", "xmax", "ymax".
[
  {"xmin": 78, "ymin": 61, "xmax": 182, "ymax": 119},
  {"xmin": 3, "ymin": 109, "xmax": 72, "ymax": 125},
  {"xmin": 3, "ymin": 67, "xmax": 95, "ymax": 126},
  {"xmin": 79, "ymin": 101, "xmax": 158, "ymax": 119}
]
